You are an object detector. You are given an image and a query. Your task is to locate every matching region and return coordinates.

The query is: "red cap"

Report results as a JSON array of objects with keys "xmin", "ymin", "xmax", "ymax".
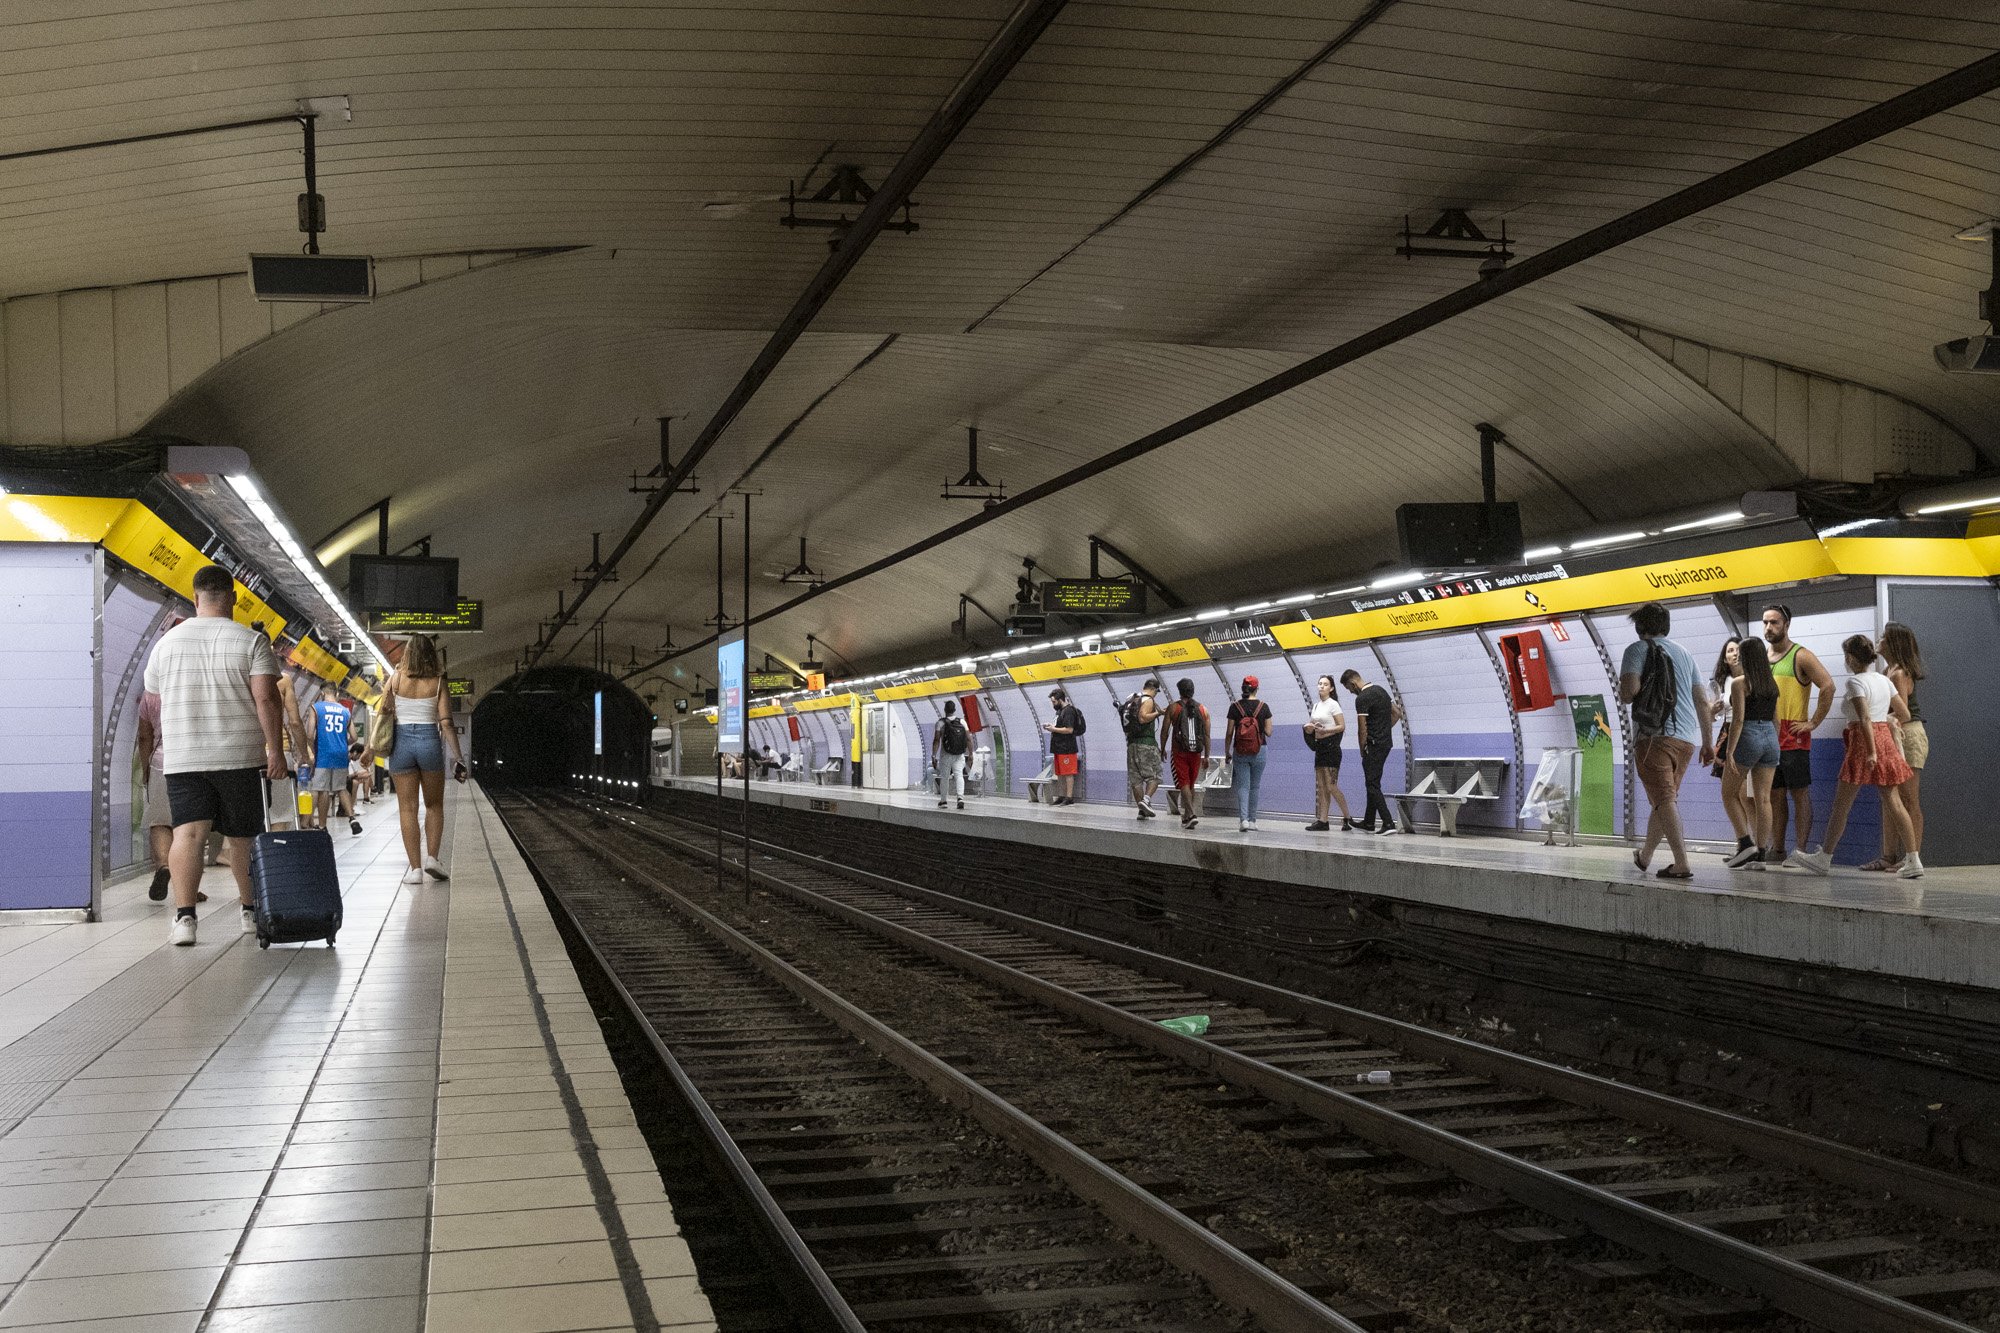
[{"xmin": 1243, "ymin": 674, "xmax": 1259, "ymax": 690}]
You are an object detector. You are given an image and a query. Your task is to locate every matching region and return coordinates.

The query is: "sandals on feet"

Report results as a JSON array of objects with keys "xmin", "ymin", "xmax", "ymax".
[
  {"xmin": 1857, "ymin": 857, "xmax": 1897, "ymax": 873},
  {"xmin": 1633, "ymin": 850, "xmax": 1650, "ymax": 873},
  {"xmin": 1657, "ymin": 866, "xmax": 1695, "ymax": 880}
]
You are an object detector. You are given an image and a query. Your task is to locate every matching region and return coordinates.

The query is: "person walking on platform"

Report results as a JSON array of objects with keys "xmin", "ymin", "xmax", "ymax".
[
  {"xmin": 1121, "ymin": 678, "xmax": 1169, "ymax": 818},
  {"xmin": 1304, "ymin": 674, "xmax": 1354, "ymax": 832},
  {"xmin": 364, "ymin": 634, "xmax": 468, "ymax": 884},
  {"xmin": 1791, "ymin": 634, "xmax": 1920, "ymax": 879},
  {"xmin": 1865, "ymin": 622, "xmax": 1928, "ymax": 874},
  {"xmin": 258, "ymin": 658, "xmax": 311, "ymax": 836},
  {"xmin": 1225, "ymin": 676, "xmax": 1274, "ymax": 832},
  {"xmin": 1043, "ymin": 688, "xmax": 1085, "ymax": 806},
  {"xmin": 143, "ymin": 565, "xmax": 287, "ymax": 946},
  {"xmin": 1342, "ymin": 669, "xmax": 1401, "ymax": 834},
  {"xmin": 1762, "ymin": 604, "xmax": 1833, "ymax": 863},
  {"xmin": 308, "ymin": 688, "xmax": 363, "ymax": 835},
  {"xmin": 1720, "ymin": 637, "xmax": 1782, "ymax": 870},
  {"xmin": 1160, "ymin": 678, "xmax": 1210, "ymax": 829},
  {"xmin": 1620, "ymin": 602, "xmax": 1714, "ymax": 880},
  {"xmin": 135, "ymin": 691, "xmax": 204, "ymax": 905},
  {"xmin": 931, "ymin": 699, "xmax": 972, "ymax": 810},
  {"xmin": 1710, "ymin": 642, "xmax": 1752, "ymax": 858}
]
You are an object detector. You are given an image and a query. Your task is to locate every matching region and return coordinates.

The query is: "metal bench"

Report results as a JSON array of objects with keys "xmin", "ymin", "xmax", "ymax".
[
  {"xmin": 1388, "ymin": 756, "xmax": 1509, "ymax": 836},
  {"xmin": 1026, "ymin": 760, "xmax": 1058, "ymax": 804},
  {"xmin": 810, "ymin": 759, "xmax": 844, "ymax": 786}
]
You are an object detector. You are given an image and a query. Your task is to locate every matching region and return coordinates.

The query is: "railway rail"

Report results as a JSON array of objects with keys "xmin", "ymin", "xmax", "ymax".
[
  {"xmin": 495, "ymin": 793, "xmax": 1361, "ymax": 1332},
  {"xmin": 545, "ymin": 788, "xmax": 2000, "ymax": 1333}
]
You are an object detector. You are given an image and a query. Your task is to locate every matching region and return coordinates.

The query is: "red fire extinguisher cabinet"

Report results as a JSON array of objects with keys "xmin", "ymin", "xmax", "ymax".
[{"xmin": 1498, "ymin": 630, "xmax": 1555, "ymax": 712}]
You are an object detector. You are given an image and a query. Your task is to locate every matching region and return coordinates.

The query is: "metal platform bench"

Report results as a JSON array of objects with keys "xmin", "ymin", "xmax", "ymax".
[{"xmin": 1389, "ymin": 756, "xmax": 1508, "ymax": 836}]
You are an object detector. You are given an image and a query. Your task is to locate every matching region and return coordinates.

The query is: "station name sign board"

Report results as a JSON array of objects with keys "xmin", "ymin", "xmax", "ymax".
[
  {"xmin": 368, "ymin": 599, "xmax": 483, "ymax": 633},
  {"xmin": 1042, "ymin": 579, "xmax": 1146, "ymax": 615}
]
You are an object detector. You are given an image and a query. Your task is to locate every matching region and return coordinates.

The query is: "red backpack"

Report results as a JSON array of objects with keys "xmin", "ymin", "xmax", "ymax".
[{"xmin": 1231, "ymin": 701, "xmax": 1265, "ymax": 755}]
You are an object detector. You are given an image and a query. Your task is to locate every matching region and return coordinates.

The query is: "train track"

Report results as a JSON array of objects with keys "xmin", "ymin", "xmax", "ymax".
[
  {"xmin": 495, "ymin": 793, "xmax": 1363, "ymax": 1332},
  {"xmin": 555, "ymin": 788, "xmax": 2000, "ymax": 1333}
]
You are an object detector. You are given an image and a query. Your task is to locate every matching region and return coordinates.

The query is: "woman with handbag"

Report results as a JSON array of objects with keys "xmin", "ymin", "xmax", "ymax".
[{"xmin": 362, "ymin": 634, "xmax": 467, "ymax": 884}]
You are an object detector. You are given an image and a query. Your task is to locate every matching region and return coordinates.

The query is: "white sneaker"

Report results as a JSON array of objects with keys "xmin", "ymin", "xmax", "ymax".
[
  {"xmin": 401, "ymin": 867, "xmax": 424, "ymax": 885},
  {"xmin": 1248, "ymin": 820, "xmax": 1259, "ymax": 831},
  {"xmin": 1897, "ymin": 854, "xmax": 1925, "ymax": 880},
  {"xmin": 1238, "ymin": 821, "xmax": 1249, "ymax": 832},
  {"xmin": 168, "ymin": 915, "xmax": 197, "ymax": 947},
  {"xmin": 1792, "ymin": 848, "xmax": 1833, "ymax": 876},
  {"xmin": 423, "ymin": 855, "xmax": 449, "ymax": 882},
  {"xmin": 240, "ymin": 906, "xmax": 257, "ymax": 934},
  {"xmin": 1378, "ymin": 824, "xmax": 1401, "ymax": 836}
]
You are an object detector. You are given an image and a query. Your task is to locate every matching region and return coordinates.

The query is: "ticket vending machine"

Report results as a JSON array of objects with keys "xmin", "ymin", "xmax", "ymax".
[
  {"xmin": 1498, "ymin": 630, "xmax": 1556, "ymax": 712},
  {"xmin": 860, "ymin": 702, "xmax": 912, "ymax": 789}
]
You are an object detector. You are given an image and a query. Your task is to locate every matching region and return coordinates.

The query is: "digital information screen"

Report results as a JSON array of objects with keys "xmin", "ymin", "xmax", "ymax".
[
  {"xmin": 370, "ymin": 599, "xmax": 483, "ymax": 633},
  {"xmin": 717, "ymin": 635, "xmax": 746, "ymax": 753},
  {"xmin": 1042, "ymin": 579, "xmax": 1146, "ymax": 615},
  {"xmin": 593, "ymin": 690, "xmax": 604, "ymax": 756},
  {"xmin": 748, "ymin": 671, "xmax": 797, "ymax": 692},
  {"xmin": 446, "ymin": 678, "xmax": 474, "ymax": 698},
  {"xmin": 349, "ymin": 555, "xmax": 459, "ymax": 613}
]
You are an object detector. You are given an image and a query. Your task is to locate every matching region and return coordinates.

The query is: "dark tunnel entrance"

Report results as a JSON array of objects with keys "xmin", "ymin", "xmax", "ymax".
[{"xmin": 471, "ymin": 664, "xmax": 652, "ymax": 791}]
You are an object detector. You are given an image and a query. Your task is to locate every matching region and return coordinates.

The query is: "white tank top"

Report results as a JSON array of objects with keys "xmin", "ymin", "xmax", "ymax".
[{"xmin": 394, "ymin": 685, "xmax": 441, "ymax": 724}]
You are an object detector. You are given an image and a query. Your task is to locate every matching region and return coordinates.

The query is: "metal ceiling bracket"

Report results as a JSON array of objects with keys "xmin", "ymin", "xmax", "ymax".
[
  {"xmin": 1396, "ymin": 209, "xmax": 1512, "ymax": 263},
  {"xmin": 779, "ymin": 537, "xmax": 824, "ymax": 587},
  {"xmin": 781, "ymin": 164, "xmax": 919, "ymax": 245},
  {"xmin": 941, "ymin": 425, "xmax": 1006, "ymax": 505},
  {"xmin": 1087, "ymin": 534, "xmax": 1182, "ymax": 609},
  {"xmin": 630, "ymin": 417, "xmax": 702, "ymax": 496}
]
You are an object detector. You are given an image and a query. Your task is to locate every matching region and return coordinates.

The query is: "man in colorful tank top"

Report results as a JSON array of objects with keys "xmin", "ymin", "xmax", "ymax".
[{"xmin": 1761, "ymin": 604, "xmax": 1833, "ymax": 862}]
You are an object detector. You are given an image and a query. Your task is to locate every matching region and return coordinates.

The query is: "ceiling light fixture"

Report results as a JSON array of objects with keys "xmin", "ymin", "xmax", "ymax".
[
  {"xmin": 1568, "ymin": 531, "xmax": 1646, "ymax": 551},
  {"xmin": 1368, "ymin": 571, "xmax": 1425, "ymax": 590},
  {"xmin": 1659, "ymin": 511, "xmax": 1742, "ymax": 533},
  {"xmin": 227, "ymin": 474, "xmax": 391, "ymax": 671},
  {"xmin": 1520, "ymin": 545, "xmax": 1563, "ymax": 560}
]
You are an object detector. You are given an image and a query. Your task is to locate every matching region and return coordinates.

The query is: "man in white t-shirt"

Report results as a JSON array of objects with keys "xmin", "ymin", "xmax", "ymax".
[{"xmin": 142, "ymin": 565, "xmax": 288, "ymax": 947}]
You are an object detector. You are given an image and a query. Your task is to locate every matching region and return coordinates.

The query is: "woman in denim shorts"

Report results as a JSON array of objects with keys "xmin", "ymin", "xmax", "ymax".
[
  {"xmin": 1720, "ymin": 636, "xmax": 1782, "ymax": 870},
  {"xmin": 364, "ymin": 635, "xmax": 466, "ymax": 885}
]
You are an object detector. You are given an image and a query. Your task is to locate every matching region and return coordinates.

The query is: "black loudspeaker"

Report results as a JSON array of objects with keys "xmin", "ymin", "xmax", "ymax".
[
  {"xmin": 249, "ymin": 254, "xmax": 375, "ymax": 303},
  {"xmin": 1396, "ymin": 502, "xmax": 1524, "ymax": 567}
]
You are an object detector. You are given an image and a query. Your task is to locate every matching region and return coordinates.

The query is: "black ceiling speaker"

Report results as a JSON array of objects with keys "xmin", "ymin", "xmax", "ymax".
[{"xmin": 249, "ymin": 254, "xmax": 375, "ymax": 303}]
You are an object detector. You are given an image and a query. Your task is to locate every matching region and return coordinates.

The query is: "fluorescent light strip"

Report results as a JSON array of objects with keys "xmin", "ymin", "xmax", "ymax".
[
  {"xmin": 1368, "ymin": 571, "xmax": 1424, "ymax": 590},
  {"xmin": 1520, "ymin": 545, "xmax": 1563, "ymax": 561},
  {"xmin": 227, "ymin": 475, "xmax": 391, "ymax": 671},
  {"xmin": 1568, "ymin": 531, "xmax": 1645, "ymax": 551},
  {"xmin": 1915, "ymin": 493, "xmax": 2000, "ymax": 515},
  {"xmin": 1659, "ymin": 511, "xmax": 1742, "ymax": 533}
]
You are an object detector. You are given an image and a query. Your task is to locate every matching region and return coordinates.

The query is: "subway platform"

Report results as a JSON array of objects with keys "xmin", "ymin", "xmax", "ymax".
[
  {"xmin": 0, "ymin": 786, "xmax": 712, "ymax": 1333},
  {"xmin": 661, "ymin": 776, "xmax": 2000, "ymax": 994}
]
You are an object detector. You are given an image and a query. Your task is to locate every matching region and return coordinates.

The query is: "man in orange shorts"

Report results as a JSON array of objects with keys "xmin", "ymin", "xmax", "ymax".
[{"xmin": 1043, "ymin": 688, "xmax": 1085, "ymax": 806}]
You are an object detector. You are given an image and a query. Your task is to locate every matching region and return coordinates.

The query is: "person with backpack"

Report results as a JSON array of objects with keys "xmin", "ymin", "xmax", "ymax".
[
  {"xmin": 1618, "ymin": 601, "xmax": 1714, "ymax": 880},
  {"xmin": 931, "ymin": 699, "xmax": 973, "ymax": 810},
  {"xmin": 1159, "ymin": 678, "xmax": 1210, "ymax": 829},
  {"xmin": 1042, "ymin": 687, "xmax": 1086, "ymax": 806},
  {"xmin": 1225, "ymin": 676, "xmax": 1274, "ymax": 832},
  {"xmin": 1121, "ymin": 677, "xmax": 1169, "ymax": 818}
]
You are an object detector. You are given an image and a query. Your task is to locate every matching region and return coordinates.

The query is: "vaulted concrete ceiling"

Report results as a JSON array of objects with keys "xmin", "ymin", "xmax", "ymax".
[{"xmin": 6, "ymin": 1, "xmax": 1999, "ymax": 688}]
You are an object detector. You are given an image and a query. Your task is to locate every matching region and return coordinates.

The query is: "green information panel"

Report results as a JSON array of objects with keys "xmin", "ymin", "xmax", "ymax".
[
  {"xmin": 1042, "ymin": 580, "xmax": 1146, "ymax": 615},
  {"xmin": 369, "ymin": 599, "xmax": 483, "ymax": 633},
  {"xmin": 1570, "ymin": 693, "xmax": 1615, "ymax": 835},
  {"xmin": 446, "ymin": 677, "xmax": 474, "ymax": 698},
  {"xmin": 748, "ymin": 671, "xmax": 797, "ymax": 692}
]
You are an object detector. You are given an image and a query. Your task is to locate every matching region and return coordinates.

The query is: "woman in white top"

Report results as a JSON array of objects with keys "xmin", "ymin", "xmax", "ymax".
[
  {"xmin": 1304, "ymin": 675, "xmax": 1354, "ymax": 832},
  {"xmin": 362, "ymin": 634, "xmax": 467, "ymax": 885},
  {"xmin": 1789, "ymin": 634, "xmax": 1918, "ymax": 879}
]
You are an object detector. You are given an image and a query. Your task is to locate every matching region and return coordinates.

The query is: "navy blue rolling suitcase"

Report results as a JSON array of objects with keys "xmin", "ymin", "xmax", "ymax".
[{"xmin": 248, "ymin": 829, "xmax": 342, "ymax": 948}]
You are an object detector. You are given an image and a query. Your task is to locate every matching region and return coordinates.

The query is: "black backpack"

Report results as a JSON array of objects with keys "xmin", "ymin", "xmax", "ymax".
[
  {"xmin": 1632, "ymin": 642, "xmax": 1676, "ymax": 737},
  {"xmin": 1122, "ymin": 694, "xmax": 1152, "ymax": 741},
  {"xmin": 1065, "ymin": 705, "xmax": 1086, "ymax": 737},
  {"xmin": 940, "ymin": 716, "xmax": 968, "ymax": 755}
]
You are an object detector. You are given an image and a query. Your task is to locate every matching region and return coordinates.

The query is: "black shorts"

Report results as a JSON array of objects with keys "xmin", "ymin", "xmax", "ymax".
[
  {"xmin": 1313, "ymin": 738, "xmax": 1343, "ymax": 771},
  {"xmin": 166, "ymin": 768, "xmax": 266, "ymax": 839},
  {"xmin": 1772, "ymin": 749, "xmax": 1813, "ymax": 790}
]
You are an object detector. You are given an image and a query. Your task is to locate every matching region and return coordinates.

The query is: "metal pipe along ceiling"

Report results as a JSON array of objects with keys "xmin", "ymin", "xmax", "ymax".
[
  {"xmin": 527, "ymin": 0, "xmax": 1074, "ymax": 668},
  {"xmin": 622, "ymin": 46, "xmax": 2000, "ymax": 682}
]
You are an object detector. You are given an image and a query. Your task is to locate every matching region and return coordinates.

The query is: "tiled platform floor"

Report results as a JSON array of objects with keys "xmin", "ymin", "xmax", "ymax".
[
  {"xmin": 0, "ymin": 785, "xmax": 713, "ymax": 1332},
  {"xmin": 664, "ymin": 776, "xmax": 2000, "ymax": 991}
]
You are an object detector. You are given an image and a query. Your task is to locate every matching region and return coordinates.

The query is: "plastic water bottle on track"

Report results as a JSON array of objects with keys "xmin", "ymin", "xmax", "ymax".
[{"xmin": 1354, "ymin": 1070, "xmax": 1393, "ymax": 1085}]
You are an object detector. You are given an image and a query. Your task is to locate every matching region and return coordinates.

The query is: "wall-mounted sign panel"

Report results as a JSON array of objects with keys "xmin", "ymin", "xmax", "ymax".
[
  {"xmin": 874, "ymin": 673, "xmax": 980, "ymax": 701},
  {"xmin": 446, "ymin": 677, "xmax": 474, "ymax": 698},
  {"xmin": 748, "ymin": 671, "xmax": 797, "ymax": 692},
  {"xmin": 370, "ymin": 599, "xmax": 482, "ymax": 633},
  {"xmin": 1042, "ymin": 579, "xmax": 1146, "ymax": 615},
  {"xmin": 1006, "ymin": 637, "xmax": 1208, "ymax": 685}
]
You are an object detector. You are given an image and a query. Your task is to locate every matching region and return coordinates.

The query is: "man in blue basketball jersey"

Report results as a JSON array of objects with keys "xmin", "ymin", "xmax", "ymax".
[{"xmin": 309, "ymin": 688, "xmax": 363, "ymax": 835}]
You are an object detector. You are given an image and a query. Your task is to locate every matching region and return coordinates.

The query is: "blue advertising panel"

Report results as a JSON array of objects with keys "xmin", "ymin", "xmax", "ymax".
[
  {"xmin": 718, "ymin": 634, "xmax": 746, "ymax": 753},
  {"xmin": 594, "ymin": 690, "xmax": 603, "ymax": 756}
]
